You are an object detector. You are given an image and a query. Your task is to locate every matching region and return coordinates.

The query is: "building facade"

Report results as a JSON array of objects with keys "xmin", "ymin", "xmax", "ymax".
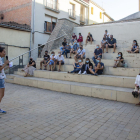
[{"xmin": 0, "ymin": 0, "xmax": 114, "ymax": 60}]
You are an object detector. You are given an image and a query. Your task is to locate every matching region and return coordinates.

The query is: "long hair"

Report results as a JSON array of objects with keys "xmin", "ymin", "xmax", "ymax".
[
  {"xmin": 118, "ymin": 52, "xmax": 123, "ymax": 57},
  {"xmin": 85, "ymin": 58, "xmax": 91, "ymax": 64},
  {"xmin": 134, "ymin": 40, "xmax": 138, "ymax": 46}
]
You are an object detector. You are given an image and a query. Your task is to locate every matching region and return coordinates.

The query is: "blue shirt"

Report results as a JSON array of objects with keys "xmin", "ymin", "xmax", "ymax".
[
  {"xmin": 94, "ymin": 48, "xmax": 102, "ymax": 56},
  {"xmin": 108, "ymin": 38, "xmax": 116, "ymax": 45},
  {"xmin": 95, "ymin": 62, "xmax": 104, "ymax": 68},
  {"xmin": 73, "ymin": 44, "xmax": 79, "ymax": 51}
]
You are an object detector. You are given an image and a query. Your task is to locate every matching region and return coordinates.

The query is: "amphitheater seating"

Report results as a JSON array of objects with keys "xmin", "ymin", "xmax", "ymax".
[{"xmin": 5, "ymin": 43, "xmax": 140, "ymax": 104}]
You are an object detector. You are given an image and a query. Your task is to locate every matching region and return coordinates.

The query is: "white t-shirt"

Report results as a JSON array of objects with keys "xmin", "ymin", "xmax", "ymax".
[
  {"xmin": 0, "ymin": 57, "xmax": 6, "ymax": 79},
  {"xmin": 135, "ymin": 75, "xmax": 140, "ymax": 87},
  {"xmin": 50, "ymin": 55, "xmax": 56, "ymax": 60},
  {"xmin": 77, "ymin": 49, "xmax": 86, "ymax": 57},
  {"xmin": 56, "ymin": 55, "xmax": 64, "ymax": 62},
  {"xmin": 104, "ymin": 33, "xmax": 109, "ymax": 38}
]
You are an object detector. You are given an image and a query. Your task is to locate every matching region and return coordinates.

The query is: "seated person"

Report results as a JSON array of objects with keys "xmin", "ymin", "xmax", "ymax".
[
  {"xmin": 86, "ymin": 32, "xmax": 94, "ymax": 45},
  {"xmin": 104, "ymin": 30, "xmax": 109, "ymax": 39},
  {"xmin": 104, "ymin": 35, "xmax": 117, "ymax": 53},
  {"xmin": 77, "ymin": 33, "xmax": 83, "ymax": 45},
  {"xmin": 132, "ymin": 74, "xmax": 140, "ymax": 106},
  {"xmin": 92, "ymin": 45, "xmax": 102, "ymax": 64},
  {"xmin": 60, "ymin": 38, "xmax": 67, "ymax": 52},
  {"xmin": 56, "ymin": 52, "xmax": 65, "ymax": 72},
  {"xmin": 44, "ymin": 51, "xmax": 56, "ymax": 71},
  {"xmin": 127, "ymin": 40, "xmax": 139, "ymax": 53},
  {"xmin": 23, "ymin": 58, "xmax": 36, "ymax": 77},
  {"xmin": 69, "ymin": 40, "xmax": 79, "ymax": 58},
  {"xmin": 62, "ymin": 43, "xmax": 71, "ymax": 58},
  {"xmin": 78, "ymin": 58, "xmax": 93, "ymax": 75},
  {"xmin": 68, "ymin": 58, "xmax": 83, "ymax": 73},
  {"xmin": 101, "ymin": 37, "xmax": 108, "ymax": 53},
  {"xmin": 74, "ymin": 45, "xmax": 86, "ymax": 62},
  {"xmin": 84, "ymin": 57, "xmax": 104, "ymax": 76},
  {"xmin": 113, "ymin": 52, "xmax": 124, "ymax": 68},
  {"xmin": 71, "ymin": 33, "xmax": 77, "ymax": 45},
  {"xmin": 40, "ymin": 50, "xmax": 50, "ymax": 70}
]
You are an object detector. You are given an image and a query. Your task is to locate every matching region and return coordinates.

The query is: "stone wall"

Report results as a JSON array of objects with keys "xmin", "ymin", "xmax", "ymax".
[{"xmin": 41, "ymin": 19, "xmax": 79, "ymax": 56}]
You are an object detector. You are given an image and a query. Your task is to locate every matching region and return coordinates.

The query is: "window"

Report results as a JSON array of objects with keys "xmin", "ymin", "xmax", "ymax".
[
  {"xmin": 44, "ymin": 17, "xmax": 56, "ymax": 33},
  {"xmin": 100, "ymin": 12, "xmax": 102, "ymax": 19},
  {"xmin": 44, "ymin": 21, "xmax": 56, "ymax": 33},
  {"xmin": 91, "ymin": 7, "xmax": 93, "ymax": 15}
]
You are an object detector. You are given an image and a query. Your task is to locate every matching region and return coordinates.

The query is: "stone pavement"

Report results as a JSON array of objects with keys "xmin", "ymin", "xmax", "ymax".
[{"xmin": 0, "ymin": 83, "xmax": 140, "ymax": 140}]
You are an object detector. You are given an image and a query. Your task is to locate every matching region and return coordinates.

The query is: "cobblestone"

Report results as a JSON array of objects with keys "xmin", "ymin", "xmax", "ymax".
[{"xmin": 0, "ymin": 83, "xmax": 140, "ymax": 140}]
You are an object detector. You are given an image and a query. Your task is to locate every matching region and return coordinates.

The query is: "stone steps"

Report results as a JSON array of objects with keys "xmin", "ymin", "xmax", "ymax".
[
  {"xmin": 34, "ymin": 63, "xmax": 140, "ymax": 77},
  {"xmin": 36, "ymin": 58, "xmax": 140, "ymax": 68},
  {"xmin": 14, "ymin": 70, "xmax": 135, "ymax": 88},
  {"xmin": 5, "ymin": 74, "xmax": 138, "ymax": 104}
]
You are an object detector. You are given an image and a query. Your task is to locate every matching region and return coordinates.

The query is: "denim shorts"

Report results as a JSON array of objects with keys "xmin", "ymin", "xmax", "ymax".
[
  {"xmin": 0, "ymin": 79, "xmax": 5, "ymax": 88},
  {"xmin": 49, "ymin": 60, "xmax": 54, "ymax": 65}
]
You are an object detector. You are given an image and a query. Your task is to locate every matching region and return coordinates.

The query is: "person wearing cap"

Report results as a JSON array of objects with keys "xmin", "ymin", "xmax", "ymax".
[
  {"xmin": 68, "ymin": 58, "xmax": 83, "ymax": 73},
  {"xmin": 86, "ymin": 32, "xmax": 94, "ymax": 45},
  {"xmin": 71, "ymin": 33, "xmax": 77, "ymax": 45},
  {"xmin": 40, "ymin": 50, "xmax": 50, "ymax": 70},
  {"xmin": 56, "ymin": 52, "xmax": 65, "ymax": 72},
  {"xmin": 92, "ymin": 45, "xmax": 102, "ymax": 65},
  {"xmin": 44, "ymin": 51, "xmax": 57, "ymax": 71}
]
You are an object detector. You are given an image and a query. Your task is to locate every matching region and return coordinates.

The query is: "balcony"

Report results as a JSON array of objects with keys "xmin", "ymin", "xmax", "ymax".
[
  {"xmin": 68, "ymin": 9, "xmax": 76, "ymax": 20},
  {"xmin": 45, "ymin": 0, "xmax": 59, "ymax": 13},
  {"xmin": 80, "ymin": 15, "xmax": 86, "ymax": 24}
]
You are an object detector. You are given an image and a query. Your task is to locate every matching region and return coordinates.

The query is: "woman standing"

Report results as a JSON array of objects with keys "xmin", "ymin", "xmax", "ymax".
[
  {"xmin": 77, "ymin": 33, "xmax": 83, "ymax": 45},
  {"xmin": 0, "ymin": 47, "xmax": 9, "ymax": 114}
]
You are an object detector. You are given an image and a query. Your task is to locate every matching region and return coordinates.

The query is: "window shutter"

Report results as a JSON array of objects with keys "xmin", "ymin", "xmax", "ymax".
[{"xmin": 44, "ymin": 22, "xmax": 47, "ymax": 31}]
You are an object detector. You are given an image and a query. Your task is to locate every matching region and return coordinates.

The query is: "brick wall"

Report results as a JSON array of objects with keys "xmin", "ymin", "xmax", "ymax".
[
  {"xmin": 0, "ymin": 0, "xmax": 32, "ymax": 26},
  {"xmin": 41, "ymin": 19, "xmax": 80, "ymax": 56}
]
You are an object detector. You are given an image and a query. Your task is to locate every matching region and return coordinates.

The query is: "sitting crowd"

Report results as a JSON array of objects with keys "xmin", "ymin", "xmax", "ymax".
[{"xmin": 22, "ymin": 30, "xmax": 140, "ymax": 105}]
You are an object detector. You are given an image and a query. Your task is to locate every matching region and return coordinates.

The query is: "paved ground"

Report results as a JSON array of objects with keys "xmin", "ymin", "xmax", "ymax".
[{"xmin": 0, "ymin": 83, "xmax": 140, "ymax": 140}]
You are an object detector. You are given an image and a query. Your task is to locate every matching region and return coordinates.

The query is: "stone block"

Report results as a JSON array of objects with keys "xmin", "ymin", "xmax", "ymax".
[
  {"xmin": 92, "ymin": 88, "xmax": 104, "ymax": 99},
  {"xmin": 71, "ymin": 85, "xmax": 92, "ymax": 96},
  {"xmin": 104, "ymin": 90, "xmax": 117, "ymax": 101},
  {"xmin": 117, "ymin": 91, "xmax": 139, "ymax": 104},
  {"xmin": 52, "ymin": 83, "xmax": 70, "ymax": 93}
]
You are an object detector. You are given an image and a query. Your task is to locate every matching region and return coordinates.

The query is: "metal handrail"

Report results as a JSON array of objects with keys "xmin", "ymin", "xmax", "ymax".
[{"xmin": 9, "ymin": 32, "xmax": 67, "ymax": 62}]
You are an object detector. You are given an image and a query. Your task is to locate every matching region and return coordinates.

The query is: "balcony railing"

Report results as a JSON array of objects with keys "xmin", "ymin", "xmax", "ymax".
[
  {"xmin": 46, "ymin": 0, "xmax": 59, "ymax": 12},
  {"xmin": 80, "ymin": 15, "xmax": 86, "ymax": 24},
  {"xmin": 68, "ymin": 9, "xmax": 76, "ymax": 20}
]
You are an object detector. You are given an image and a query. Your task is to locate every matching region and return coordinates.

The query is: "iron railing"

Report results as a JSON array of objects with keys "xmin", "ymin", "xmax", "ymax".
[
  {"xmin": 6, "ymin": 32, "xmax": 67, "ymax": 74},
  {"xmin": 68, "ymin": 9, "xmax": 76, "ymax": 19},
  {"xmin": 46, "ymin": 0, "xmax": 59, "ymax": 11}
]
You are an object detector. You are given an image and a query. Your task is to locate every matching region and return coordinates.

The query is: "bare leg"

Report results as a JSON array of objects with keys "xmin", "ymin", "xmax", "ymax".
[
  {"xmin": 40, "ymin": 60, "xmax": 44, "ymax": 69},
  {"xmin": 90, "ymin": 37, "xmax": 92, "ymax": 44},
  {"xmin": 53, "ymin": 61, "xmax": 56, "ymax": 71},
  {"xmin": 89, "ymin": 68, "xmax": 95, "ymax": 74},
  {"xmin": 106, "ymin": 44, "xmax": 108, "ymax": 53},
  {"xmin": 74, "ymin": 55, "xmax": 77, "ymax": 62},
  {"xmin": 95, "ymin": 63, "xmax": 101, "ymax": 73},
  {"xmin": 0, "ymin": 88, "xmax": 5, "ymax": 103},
  {"xmin": 86, "ymin": 38, "xmax": 88, "ymax": 45},
  {"xmin": 102, "ymin": 44, "xmax": 105, "ymax": 53},
  {"xmin": 113, "ymin": 44, "xmax": 116, "ymax": 53},
  {"xmin": 58, "ymin": 61, "xmax": 61, "ymax": 71}
]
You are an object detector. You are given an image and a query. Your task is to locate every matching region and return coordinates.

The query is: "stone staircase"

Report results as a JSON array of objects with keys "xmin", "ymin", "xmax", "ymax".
[{"xmin": 5, "ymin": 43, "xmax": 140, "ymax": 104}]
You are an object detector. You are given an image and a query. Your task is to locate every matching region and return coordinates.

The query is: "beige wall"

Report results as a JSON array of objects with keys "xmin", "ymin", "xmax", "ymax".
[
  {"xmin": 0, "ymin": 27, "xmax": 30, "ymax": 47},
  {"xmin": 74, "ymin": 20, "xmax": 140, "ymax": 47},
  {"xmin": 0, "ymin": 27, "xmax": 30, "ymax": 64},
  {"xmin": 8, "ymin": 46, "xmax": 29, "ymax": 65}
]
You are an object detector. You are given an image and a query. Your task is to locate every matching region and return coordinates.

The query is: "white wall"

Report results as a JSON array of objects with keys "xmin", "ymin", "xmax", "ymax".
[
  {"xmin": 88, "ymin": 3, "xmax": 104, "ymax": 24},
  {"xmin": 74, "ymin": 21, "xmax": 140, "ymax": 48}
]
